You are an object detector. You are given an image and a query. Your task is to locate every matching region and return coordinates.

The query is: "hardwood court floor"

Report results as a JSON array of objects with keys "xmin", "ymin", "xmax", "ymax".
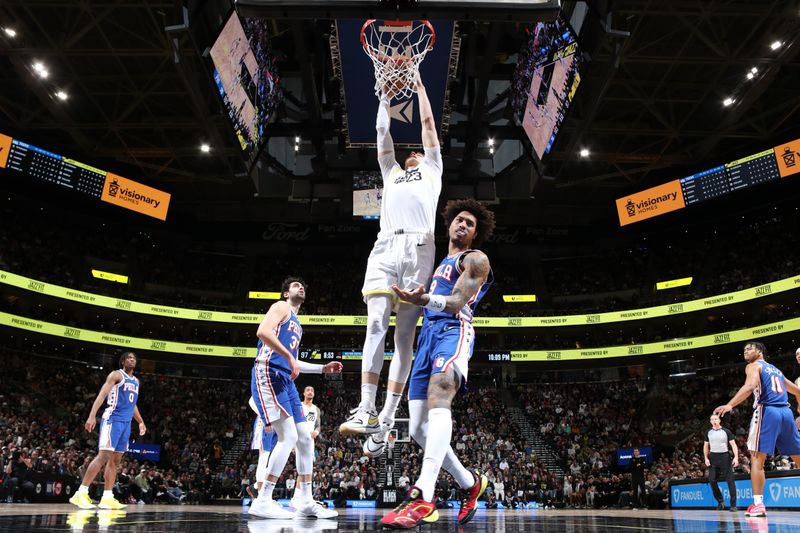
[{"xmin": 0, "ymin": 504, "xmax": 798, "ymax": 532}]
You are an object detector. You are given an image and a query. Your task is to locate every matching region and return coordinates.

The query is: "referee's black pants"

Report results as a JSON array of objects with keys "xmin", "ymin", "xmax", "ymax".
[{"xmin": 708, "ymin": 452, "xmax": 736, "ymax": 506}]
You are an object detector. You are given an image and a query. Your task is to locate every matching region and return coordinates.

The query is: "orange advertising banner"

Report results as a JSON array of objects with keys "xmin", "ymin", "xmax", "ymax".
[
  {"xmin": 774, "ymin": 139, "xmax": 800, "ymax": 178},
  {"xmin": 101, "ymin": 173, "xmax": 171, "ymax": 220},
  {"xmin": 616, "ymin": 180, "xmax": 686, "ymax": 226},
  {"xmin": 0, "ymin": 133, "xmax": 12, "ymax": 168}
]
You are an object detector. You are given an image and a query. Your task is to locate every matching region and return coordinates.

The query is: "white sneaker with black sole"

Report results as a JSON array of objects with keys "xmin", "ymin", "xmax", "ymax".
[
  {"xmin": 362, "ymin": 421, "xmax": 393, "ymax": 457},
  {"xmin": 293, "ymin": 498, "xmax": 339, "ymax": 518},
  {"xmin": 339, "ymin": 407, "xmax": 380, "ymax": 434},
  {"xmin": 249, "ymin": 497, "xmax": 295, "ymax": 519}
]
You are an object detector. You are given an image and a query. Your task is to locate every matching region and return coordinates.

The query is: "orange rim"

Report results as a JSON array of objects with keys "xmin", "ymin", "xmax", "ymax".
[{"xmin": 360, "ymin": 19, "xmax": 436, "ymax": 64}]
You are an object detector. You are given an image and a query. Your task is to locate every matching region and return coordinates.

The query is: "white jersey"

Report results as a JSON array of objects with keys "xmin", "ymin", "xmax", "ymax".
[
  {"xmin": 378, "ymin": 147, "xmax": 442, "ymax": 233},
  {"xmin": 302, "ymin": 402, "xmax": 321, "ymax": 434}
]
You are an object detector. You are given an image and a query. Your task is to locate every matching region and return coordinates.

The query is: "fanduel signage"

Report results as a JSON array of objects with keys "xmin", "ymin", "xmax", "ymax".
[
  {"xmin": 671, "ymin": 475, "xmax": 800, "ymax": 508},
  {"xmin": 127, "ymin": 443, "xmax": 161, "ymax": 462}
]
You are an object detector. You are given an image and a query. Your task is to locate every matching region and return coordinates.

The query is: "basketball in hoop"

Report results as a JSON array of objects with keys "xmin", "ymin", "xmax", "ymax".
[{"xmin": 360, "ymin": 19, "xmax": 436, "ymax": 100}]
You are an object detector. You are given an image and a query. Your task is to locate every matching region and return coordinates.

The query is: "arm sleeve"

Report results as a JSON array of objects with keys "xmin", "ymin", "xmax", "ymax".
[
  {"xmin": 377, "ymin": 97, "xmax": 398, "ymax": 176},
  {"xmin": 296, "ymin": 360, "xmax": 323, "ymax": 374}
]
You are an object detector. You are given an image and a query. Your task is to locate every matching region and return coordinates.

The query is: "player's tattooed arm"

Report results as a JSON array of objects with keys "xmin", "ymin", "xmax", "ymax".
[
  {"xmin": 441, "ymin": 252, "xmax": 490, "ymax": 313},
  {"xmin": 391, "ymin": 251, "xmax": 490, "ymax": 313}
]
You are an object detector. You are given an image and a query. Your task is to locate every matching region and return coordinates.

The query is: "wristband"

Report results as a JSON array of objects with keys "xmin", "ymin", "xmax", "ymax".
[{"xmin": 424, "ymin": 294, "xmax": 447, "ymax": 312}]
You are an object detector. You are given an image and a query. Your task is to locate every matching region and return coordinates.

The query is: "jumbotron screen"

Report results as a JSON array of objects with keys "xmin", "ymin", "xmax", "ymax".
[
  {"xmin": 209, "ymin": 11, "xmax": 282, "ymax": 170},
  {"xmin": 353, "ymin": 170, "xmax": 382, "ymax": 219},
  {"xmin": 512, "ymin": 13, "xmax": 583, "ymax": 161}
]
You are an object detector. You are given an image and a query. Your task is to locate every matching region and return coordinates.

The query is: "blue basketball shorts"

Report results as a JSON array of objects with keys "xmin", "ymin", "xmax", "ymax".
[
  {"xmin": 98, "ymin": 418, "xmax": 131, "ymax": 453},
  {"xmin": 747, "ymin": 404, "xmax": 800, "ymax": 455},
  {"xmin": 408, "ymin": 319, "xmax": 475, "ymax": 401},
  {"xmin": 251, "ymin": 364, "xmax": 305, "ymax": 424}
]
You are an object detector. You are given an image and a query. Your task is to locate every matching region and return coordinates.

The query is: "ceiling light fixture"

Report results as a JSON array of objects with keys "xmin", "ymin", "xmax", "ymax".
[
  {"xmin": 200, "ymin": 143, "xmax": 210, "ymax": 153},
  {"xmin": 770, "ymin": 40, "xmax": 782, "ymax": 50},
  {"xmin": 55, "ymin": 90, "xmax": 68, "ymax": 100},
  {"xmin": 3, "ymin": 28, "xmax": 17, "ymax": 38},
  {"xmin": 579, "ymin": 148, "xmax": 589, "ymax": 157}
]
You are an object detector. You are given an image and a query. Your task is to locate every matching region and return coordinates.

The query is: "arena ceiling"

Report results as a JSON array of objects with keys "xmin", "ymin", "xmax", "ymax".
[{"xmin": 0, "ymin": 0, "xmax": 798, "ymax": 223}]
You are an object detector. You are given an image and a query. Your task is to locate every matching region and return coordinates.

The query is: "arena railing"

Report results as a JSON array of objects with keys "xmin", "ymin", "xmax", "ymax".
[
  {"xmin": 1, "ymin": 310, "xmax": 798, "ymax": 362},
  {"xmin": 1, "ymin": 268, "xmax": 798, "ymax": 327}
]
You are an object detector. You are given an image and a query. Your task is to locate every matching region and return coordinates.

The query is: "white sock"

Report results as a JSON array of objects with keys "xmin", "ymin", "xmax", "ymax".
[
  {"xmin": 379, "ymin": 392, "xmax": 402, "ymax": 426},
  {"xmin": 256, "ymin": 450, "xmax": 269, "ymax": 485},
  {"xmin": 103, "ymin": 490, "xmax": 113, "ymax": 499},
  {"xmin": 754, "ymin": 494, "xmax": 763, "ymax": 505},
  {"xmin": 78, "ymin": 485, "xmax": 89, "ymax": 494},
  {"xmin": 300, "ymin": 481, "xmax": 312, "ymax": 500},
  {"xmin": 361, "ymin": 383, "xmax": 378, "ymax": 412},
  {"xmin": 408, "ymin": 399, "xmax": 474, "ymax": 489},
  {"xmin": 260, "ymin": 480, "xmax": 276, "ymax": 501},
  {"xmin": 414, "ymin": 408, "xmax": 452, "ymax": 501}
]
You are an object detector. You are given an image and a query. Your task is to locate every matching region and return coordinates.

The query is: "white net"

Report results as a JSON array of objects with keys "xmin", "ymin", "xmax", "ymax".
[{"xmin": 361, "ymin": 20, "xmax": 435, "ymax": 100}]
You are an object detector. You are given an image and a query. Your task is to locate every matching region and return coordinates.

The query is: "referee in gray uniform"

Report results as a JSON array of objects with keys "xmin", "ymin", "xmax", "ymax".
[{"xmin": 703, "ymin": 413, "xmax": 739, "ymax": 511}]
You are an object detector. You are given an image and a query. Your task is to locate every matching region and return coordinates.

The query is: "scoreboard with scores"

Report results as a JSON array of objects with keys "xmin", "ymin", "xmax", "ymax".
[
  {"xmin": 0, "ymin": 132, "xmax": 171, "ymax": 220},
  {"xmin": 616, "ymin": 137, "xmax": 800, "ymax": 225}
]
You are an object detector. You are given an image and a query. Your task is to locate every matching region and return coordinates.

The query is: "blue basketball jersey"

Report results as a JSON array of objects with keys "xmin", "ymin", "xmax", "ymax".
[
  {"xmin": 255, "ymin": 310, "xmax": 303, "ymax": 375},
  {"xmin": 424, "ymin": 250, "xmax": 493, "ymax": 323},
  {"xmin": 754, "ymin": 360, "xmax": 790, "ymax": 407},
  {"xmin": 102, "ymin": 369, "xmax": 139, "ymax": 422}
]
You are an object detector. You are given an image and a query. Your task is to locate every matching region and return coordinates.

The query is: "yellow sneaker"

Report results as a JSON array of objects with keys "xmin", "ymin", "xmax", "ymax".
[
  {"xmin": 69, "ymin": 492, "xmax": 96, "ymax": 509},
  {"xmin": 98, "ymin": 496, "xmax": 127, "ymax": 510}
]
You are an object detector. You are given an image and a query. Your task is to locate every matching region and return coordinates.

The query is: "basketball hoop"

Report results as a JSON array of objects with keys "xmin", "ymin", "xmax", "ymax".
[
  {"xmin": 360, "ymin": 19, "xmax": 436, "ymax": 100},
  {"xmin": 387, "ymin": 432, "xmax": 397, "ymax": 450}
]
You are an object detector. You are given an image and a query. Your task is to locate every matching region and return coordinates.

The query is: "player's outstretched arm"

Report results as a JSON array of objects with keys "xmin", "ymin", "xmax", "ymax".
[
  {"xmin": 376, "ymin": 91, "xmax": 396, "ymax": 173},
  {"xmin": 257, "ymin": 301, "xmax": 300, "ymax": 379},
  {"xmin": 415, "ymin": 75, "xmax": 439, "ymax": 150},
  {"xmin": 85, "ymin": 371, "xmax": 123, "ymax": 432},
  {"xmin": 714, "ymin": 362, "xmax": 760, "ymax": 417},
  {"xmin": 392, "ymin": 251, "xmax": 490, "ymax": 314},
  {"xmin": 296, "ymin": 360, "xmax": 343, "ymax": 374}
]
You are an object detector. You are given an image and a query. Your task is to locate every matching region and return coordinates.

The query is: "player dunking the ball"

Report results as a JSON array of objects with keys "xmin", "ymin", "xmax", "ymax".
[
  {"xmin": 714, "ymin": 342, "xmax": 800, "ymax": 517},
  {"xmin": 248, "ymin": 277, "xmax": 341, "ymax": 519},
  {"xmin": 70, "ymin": 351, "xmax": 146, "ymax": 510},
  {"xmin": 382, "ymin": 199, "xmax": 496, "ymax": 528},
  {"xmin": 340, "ymin": 74, "xmax": 443, "ymax": 460}
]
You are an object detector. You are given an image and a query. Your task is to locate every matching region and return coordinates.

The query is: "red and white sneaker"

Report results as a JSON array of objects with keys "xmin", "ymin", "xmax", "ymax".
[
  {"xmin": 745, "ymin": 502, "xmax": 767, "ymax": 517},
  {"xmin": 458, "ymin": 471, "xmax": 489, "ymax": 525},
  {"xmin": 381, "ymin": 486, "xmax": 438, "ymax": 529}
]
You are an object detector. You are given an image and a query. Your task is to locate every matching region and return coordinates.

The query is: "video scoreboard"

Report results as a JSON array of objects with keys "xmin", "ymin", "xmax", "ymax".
[
  {"xmin": 0, "ymin": 132, "xmax": 171, "ymax": 220},
  {"xmin": 617, "ymin": 137, "xmax": 800, "ymax": 225}
]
